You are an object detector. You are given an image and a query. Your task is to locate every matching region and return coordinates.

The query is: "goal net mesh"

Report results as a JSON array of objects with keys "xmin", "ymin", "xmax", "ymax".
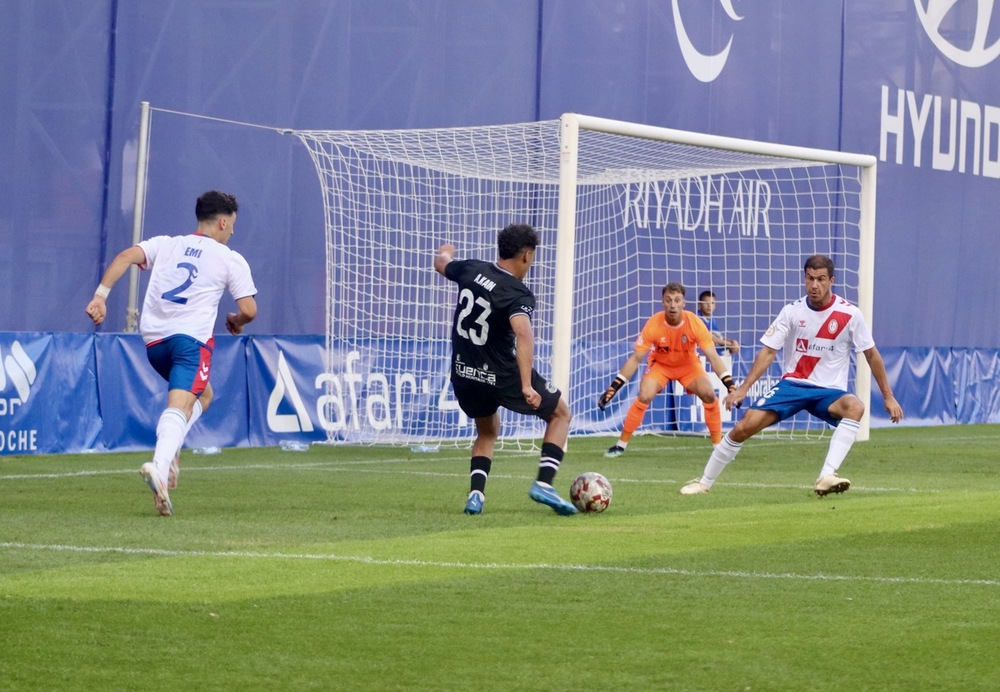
[{"xmin": 293, "ymin": 119, "xmax": 863, "ymax": 447}]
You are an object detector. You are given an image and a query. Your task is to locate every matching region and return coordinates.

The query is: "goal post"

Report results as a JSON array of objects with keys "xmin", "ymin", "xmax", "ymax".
[
  {"xmin": 855, "ymin": 164, "xmax": 878, "ymax": 442},
  {"xmin": 291, "ymin": 114, "xmax": 877, "ymax": 446},
  {"xmin": 552, "ymin": 113, "xmax": 878, "ymax": 442}
]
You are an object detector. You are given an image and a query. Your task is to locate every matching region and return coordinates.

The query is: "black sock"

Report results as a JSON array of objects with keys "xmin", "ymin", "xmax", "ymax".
[
  {"xmin": 470, "ymin": 456, "xmax": 491, "ymax": 494},
  {"xmin": 536, "ymin": 442, "xmax": 563, "ymax": 486}
]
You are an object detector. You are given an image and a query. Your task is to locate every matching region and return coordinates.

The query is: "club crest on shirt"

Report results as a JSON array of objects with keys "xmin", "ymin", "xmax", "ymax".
[{"xmin": 827, "ymin": 320, "xmax": 839, "ymax": 334}]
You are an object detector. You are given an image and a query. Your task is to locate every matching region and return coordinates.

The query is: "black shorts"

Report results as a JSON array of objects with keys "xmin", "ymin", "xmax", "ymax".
[{"xmin": 451, "ymin": 369, "xmax": 562, "ymax": 420}]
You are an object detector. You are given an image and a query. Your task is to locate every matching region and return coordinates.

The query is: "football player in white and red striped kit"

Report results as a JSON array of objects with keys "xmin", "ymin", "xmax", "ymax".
[
  {"xmin": 680, "ymin": 255, "xmax": 903, "ymax": 497},
  {"xmin": 85, "ymin": 190, "xmax": 258, "ymax": 516}
]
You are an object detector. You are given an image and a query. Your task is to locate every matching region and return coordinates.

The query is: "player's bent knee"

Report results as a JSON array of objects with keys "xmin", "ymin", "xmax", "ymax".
[
  {"xmin": 688, "ymin": 377, "xmax": 716, "ymax": 403},
  {"xmin": 557, "ymin": 398, "xmax": 572, "ymax": 422},
  {"xmin": 832, "ymin": 394, "xmax": 865, "ymax": 421},
  {"xmin": 729, "ymin": 410, "xmax": 774, "ymax": 442},
  {"xmin": 728, "ymin": 425, "xmax": 751, "ymax": 443},
  {"xmin": 637, "ymin": 394, "xmax": 655, "ymax": 405},
  {"xmin": 547, "ymin": 398, "xmax": 571, "ymax": 424},
  {"xmin": 200, "ymin": 388, "xmax": 214, "ymax": 411}
]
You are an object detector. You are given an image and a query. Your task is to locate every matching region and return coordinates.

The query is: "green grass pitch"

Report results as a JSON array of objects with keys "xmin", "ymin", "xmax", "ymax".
[{"xmin": 2, "ymin": 425, "xmax": 999, "ymax": 691}]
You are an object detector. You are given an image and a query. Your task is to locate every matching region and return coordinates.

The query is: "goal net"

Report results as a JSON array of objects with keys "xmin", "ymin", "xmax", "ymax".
[{"xmin": 291, "ymin": 114, "xmax": 875, "ymax": 447}]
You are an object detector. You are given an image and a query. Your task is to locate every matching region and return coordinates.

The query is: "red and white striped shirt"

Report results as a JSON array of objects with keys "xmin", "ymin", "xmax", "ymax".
[{"xmin": 761, "ymin": 294, "xmax": 873, "ymax": 390}]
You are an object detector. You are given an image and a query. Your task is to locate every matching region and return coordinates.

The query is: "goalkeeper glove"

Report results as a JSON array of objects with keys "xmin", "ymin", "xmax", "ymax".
[
  {"xmin": 721, "ymin": 374, "xmax": 737, "ymax": 393},
  {"xmin": 598, "ymin": 375, "xmax": 627, "ymax": 410}
]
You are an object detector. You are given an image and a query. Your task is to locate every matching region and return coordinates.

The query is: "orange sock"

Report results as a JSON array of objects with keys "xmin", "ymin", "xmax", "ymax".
[
  {"xmin": 620, "ymin": 400, "xmax": 649, "ymax": 443},
  {"xmin": 704, "ymin": 399, "xmax": 722, "ymax": 444}
]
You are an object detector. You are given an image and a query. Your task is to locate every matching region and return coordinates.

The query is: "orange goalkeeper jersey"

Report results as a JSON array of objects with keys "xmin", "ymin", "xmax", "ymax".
[{"xmin": 635, "ymin": 310, "xmax": 716, "ymax": 368}]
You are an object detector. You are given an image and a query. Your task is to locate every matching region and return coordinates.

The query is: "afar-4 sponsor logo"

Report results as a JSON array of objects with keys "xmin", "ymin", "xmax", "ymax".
[{"xmin": 265, "ymin": 350, "xmax": 462, "ymax": 435}]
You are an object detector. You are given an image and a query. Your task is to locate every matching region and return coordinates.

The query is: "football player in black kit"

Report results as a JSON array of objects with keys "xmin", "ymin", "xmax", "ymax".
[{"xmin": 433, "ymin": 223, "xmax": 577, "ymax": 515}]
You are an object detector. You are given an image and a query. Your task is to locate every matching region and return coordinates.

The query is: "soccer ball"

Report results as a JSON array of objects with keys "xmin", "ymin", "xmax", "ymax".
[{"xmin": 569, "ymin": 472, "xmax": 613, "ymax": 513}]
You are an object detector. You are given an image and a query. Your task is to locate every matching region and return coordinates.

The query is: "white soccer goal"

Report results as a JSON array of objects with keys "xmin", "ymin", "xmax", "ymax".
[{"xmin": 291, "ymin": 114, "xmax": 876, "ymax": 447}]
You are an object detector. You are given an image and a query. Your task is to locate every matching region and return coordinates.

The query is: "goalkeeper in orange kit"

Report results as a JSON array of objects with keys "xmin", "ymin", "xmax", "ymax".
[{"xmin": 599, "ymin": 282, "xmax": 737, "ymax": 456}]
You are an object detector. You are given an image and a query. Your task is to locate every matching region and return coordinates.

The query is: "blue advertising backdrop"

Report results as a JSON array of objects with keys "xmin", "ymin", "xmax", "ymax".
[
  {"xmin": 1, "ymin": 1, "xmax": 999, "ymax": 453},
  {"xmin": 0, "ymin": 331, "xmax": 994, "ymax": 456}
]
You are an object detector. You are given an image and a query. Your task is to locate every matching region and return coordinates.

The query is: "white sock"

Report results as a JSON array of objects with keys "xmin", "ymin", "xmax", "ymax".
[
  {"xmin": 617, "ymin": 439, "xmax": 628, "ymax": 449},
  {"xmin": 183, "ymin": 399, "xmax": 204, "ymax": 436},
  {"xmin": 701, "ymin": 433, "xmax": 743, "ymax": 488},
  {"xmin": 153, "ymin": 408, "xmax": 187, "ymax": 481},
  {"xmin": 819, "ymin": 418, "xmax": 861, "ymax": 478}
]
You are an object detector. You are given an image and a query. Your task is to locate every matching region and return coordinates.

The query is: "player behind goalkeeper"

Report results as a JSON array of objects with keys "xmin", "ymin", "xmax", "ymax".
[
  {"xmin": 84, "ymin": 190, "xmax": 258, "ymax": 516},
  {"xmin": 680, "ymin": 255, "xmax": 904, "ymax": 497},
  {"xmin": 433, "ymin": 223, "xmax": 576, "ymax": 516},
  {"xmin": 599, "ymin": 283, "xmax": 736, "ymax": 456}
]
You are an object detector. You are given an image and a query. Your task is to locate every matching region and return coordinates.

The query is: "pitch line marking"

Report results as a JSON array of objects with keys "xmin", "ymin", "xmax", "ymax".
[
  {"xmin": 0, "ymin": 458, "xmax": 413, "ymax": 480},
  {"xmin": 0, "ymin": 462, "xmax": 924, "ymax": 493},
  {"xmin": 0, "ymin": 541, "xmax": 995, "ymax": 588}
]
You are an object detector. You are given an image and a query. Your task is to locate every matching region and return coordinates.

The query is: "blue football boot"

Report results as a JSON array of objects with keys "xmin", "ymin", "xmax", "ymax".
[
  {"xmin": 529, "ymin": 481, "xmax": 578, "ymax": 515},
  {"xmin": 464, "ymin": 490, "xmax": 484, "ymax": 515}
]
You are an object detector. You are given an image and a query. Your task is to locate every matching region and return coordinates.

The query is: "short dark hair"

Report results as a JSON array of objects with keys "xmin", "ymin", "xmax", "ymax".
[
  {"xmin": 698, "ymin": 290, "xmax": 715, "ymax": 302},
  {"xmin": 196, "ymin": 190, "xmax": 239, "ymax": 221},
  {"xmin": 804, "ymin": 254, "xmax": 835, "ymax": 277},
  {"xmin": 497, "ymin": 223, "xmax": 538, "ymax": 260},
  {"xmin": 662, "ymin": 282, "xmax": 686, "ymax": 297}
]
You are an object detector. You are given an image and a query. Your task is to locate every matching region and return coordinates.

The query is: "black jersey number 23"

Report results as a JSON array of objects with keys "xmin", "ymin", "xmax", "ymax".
[{"xmin": 456, "ymin": 288, "xmax": 491, "ymax": 346}]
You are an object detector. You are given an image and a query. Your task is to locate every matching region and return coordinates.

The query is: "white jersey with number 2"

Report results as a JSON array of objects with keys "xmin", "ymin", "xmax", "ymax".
[
  {"xmin": 760, "ymin": 294, "xmax": 874, "ymax": 391},
  {"xmin": 137, "ymin": 233, "xmax": 257, "ymax": 345}
]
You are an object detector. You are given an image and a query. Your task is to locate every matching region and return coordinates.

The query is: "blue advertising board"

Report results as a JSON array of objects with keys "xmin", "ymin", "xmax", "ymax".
[
  {"xmin": 4, "ymin": 330, "xmax": 995, "ymax": 456},
  {"xmin": 0, "ymin": 334, "xmax": 101, "ymax": 455}
]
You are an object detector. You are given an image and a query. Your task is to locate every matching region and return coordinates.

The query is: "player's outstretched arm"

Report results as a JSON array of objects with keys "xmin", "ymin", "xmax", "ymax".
[
  {"xmin": 598, "ymin": 349, "xmax": 644, "ymax": 410},
  {"xmin": 704, "ymin": 350, "xmax": 737, "ymax": 395},
  {"xmin": 863, "ymin": 346, "xmax": 904, "ymax": 423},
  {"xmin": 226, "ymin": 296, "xmax": 258, "ymax": 335},
  {"xmin": 510, "ymin": 314, "xmax": 539, "ymax": 408},
  {"xmin": 84, "ymin": 245, "xmax": 146, "ymax": 326},
  {"xmin": 433, "ymin": 243, "xmax": 455, "ymax": 276},
  {"xmin": 724, "ymin": 346, "xmax": 778, "ymax": 410}
]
